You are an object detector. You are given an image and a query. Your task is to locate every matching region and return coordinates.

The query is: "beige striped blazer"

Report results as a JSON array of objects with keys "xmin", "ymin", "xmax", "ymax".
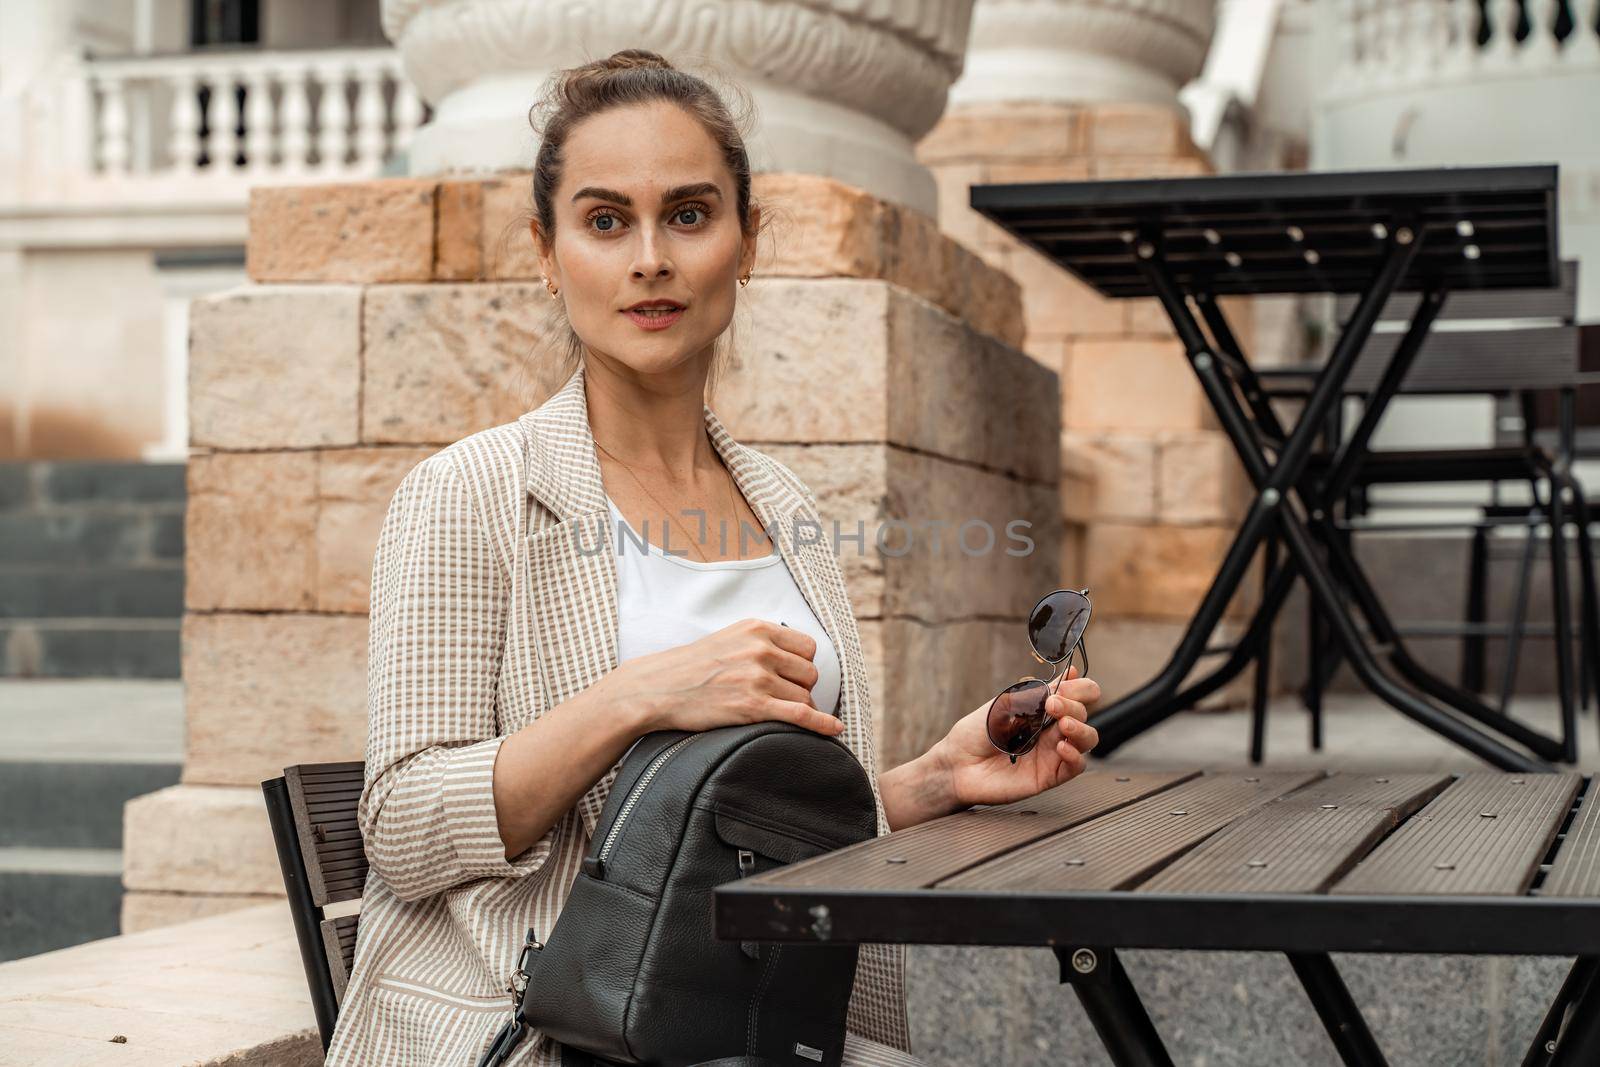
[{"xmin": 324, "ymin": 361, "xmax": 919, "ymax": 1066}]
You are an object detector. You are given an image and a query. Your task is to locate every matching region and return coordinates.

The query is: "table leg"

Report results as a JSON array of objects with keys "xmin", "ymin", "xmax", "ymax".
[
  {"xmin": 1308, "ymin": 576, "xmax": 1326, "ymax": 743},
  {"xmin": 1496, "ymin": 511, "xmax": 1541, "ymax": 715},
  {"xmin": 1250, "ymin": 536, "xmax": 1278, "ymax": 764},
  {"xmin": 1054, "ymin": 947, "xmax": 1174, "ymax": 1067},
  {"xmin": 1311, "ymin": 513, "xmax": 1566, "ymax": 762},
  {"xmin": 1091, "ymin": 232, "xmax": 1418, "ymax": 751},
  {"xmin": 1172, "ymin": 548, "xmax": 1299, "ymax": 715},
  {"xmin": 1464, "ymin": 524, "xmax": 1490, "ymax": 694},
  {"xmin": 1528, "ymin": 956, "xmax": 1600, "ymax": 1066},
  {"xmin": 1218, "ymin": 277, "xmax": 1565, "ymax": 751},
  {"xmin": 1565, "ymin": 483, "xmax": 1600, "ymax": 716},
  {"xmin": 1206, "ymin": 285, "xmax": 1564, "ymax": 761},
  {"xmin": 1092, "ymin": 232, "xmax": 1551, "ymax": 772},
  {"xmin": 1286, "ymin": 953, "xmax": 1389, "ymax": 1067}
]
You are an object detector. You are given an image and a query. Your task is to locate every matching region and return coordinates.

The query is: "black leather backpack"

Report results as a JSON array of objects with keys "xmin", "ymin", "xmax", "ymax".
[{"xmin": 476, "ymin": 720, "xmax": 879, "ymax": 1067}]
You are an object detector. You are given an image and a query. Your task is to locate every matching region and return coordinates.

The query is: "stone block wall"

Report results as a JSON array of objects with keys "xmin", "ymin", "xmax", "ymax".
[
  {"xmin": 918, "ymin": 101, "xmax": 1259, "ymax": 707},
  {"xmin": 122, "ymin": 172, "xmax": 1060, "ymax": 927}
]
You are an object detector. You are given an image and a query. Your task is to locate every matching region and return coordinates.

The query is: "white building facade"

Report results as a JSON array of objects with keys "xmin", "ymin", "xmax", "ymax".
[{"xmin": 0, "ymin": 0, "xmax": 423, "ymax": 461}]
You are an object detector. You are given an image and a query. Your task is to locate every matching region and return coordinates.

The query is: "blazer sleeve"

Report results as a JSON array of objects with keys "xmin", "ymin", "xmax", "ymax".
[{"xmin": 358, "ymin": 451, "xmax": 557, "ymax": 903}]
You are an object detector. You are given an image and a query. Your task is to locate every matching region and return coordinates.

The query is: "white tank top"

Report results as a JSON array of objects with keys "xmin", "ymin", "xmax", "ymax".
[{"xmin": 605, "ymin": 493, "xmax": 843, "ymax": 716}]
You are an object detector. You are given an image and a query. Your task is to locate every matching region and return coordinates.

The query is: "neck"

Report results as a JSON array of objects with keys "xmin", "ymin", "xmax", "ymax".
[{"xmin": 582, "ymin": 352, "xmax": 717, "ymax": 480}]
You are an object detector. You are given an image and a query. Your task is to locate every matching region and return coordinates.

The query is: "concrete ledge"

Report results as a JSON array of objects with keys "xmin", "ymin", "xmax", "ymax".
[
  {"xmin": 123, "ymin": 785, "xmax": 283, "ymax": 896},
  {"xmin": 122, "ymin": 891, "xmax": 281, "ymax": 935},
  {"xmin": 0, "ymin": 901, "xmax": 319, "ymax": 1065}
]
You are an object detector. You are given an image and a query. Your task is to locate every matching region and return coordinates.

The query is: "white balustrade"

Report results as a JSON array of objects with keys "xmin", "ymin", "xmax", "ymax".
[
  {"xmin": 1313, "ymin": 0, "xmax": 1600, "ymax": 321},
  {"xmin": 1324, "ymin": 0, "xmax": 1600, "ymax": 100},
  {"xmin": 79, "ymin": 47, "xmax": 426, "ymax": 186},
  {"xmin": 1573, "ymin": 0, "xmax": 1600, "ymax": 60}
]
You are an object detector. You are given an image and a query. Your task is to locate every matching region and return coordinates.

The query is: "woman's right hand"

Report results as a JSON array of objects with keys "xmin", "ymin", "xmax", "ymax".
[{"xmin": 605, "ymin": 618, "xmax": 845, "ymax": 739}]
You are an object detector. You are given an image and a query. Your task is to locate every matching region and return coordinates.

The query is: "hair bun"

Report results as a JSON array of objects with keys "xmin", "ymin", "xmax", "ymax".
[{"xmin": 597, "ymin": 48, "xmax": 674, "ymax": 72}]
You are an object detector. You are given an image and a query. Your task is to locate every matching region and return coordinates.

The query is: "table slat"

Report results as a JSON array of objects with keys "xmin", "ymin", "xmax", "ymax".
[
  {"xmin": 938, "ymin": 771, "xmax": 1323, "ymax": 892},
  {"xmin": 1137, "ymin": 772, "xmax": 1452, "ymax": 894},
  {"xmin": 752, "ymin": 769, "xmax": 1197, "ymax": 891},
  {"xmin": 1331, "ymin": 773, "xmax": 1581, "ymax": 896},
  {"xmin": 1539, "ymin": 778, "xmax": 1600, "ymax": 898}
]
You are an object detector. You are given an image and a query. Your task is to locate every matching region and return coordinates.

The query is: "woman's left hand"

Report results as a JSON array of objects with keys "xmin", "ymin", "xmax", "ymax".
[{"xmin": 931, "ymin": 665, "xmax": 1102, "ymax": 809}]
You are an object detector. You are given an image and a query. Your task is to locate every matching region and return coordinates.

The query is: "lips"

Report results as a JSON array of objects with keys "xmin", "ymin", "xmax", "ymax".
[{"xmin": 622, "ymin": 303, "xmax": 685, "ymax": 330}]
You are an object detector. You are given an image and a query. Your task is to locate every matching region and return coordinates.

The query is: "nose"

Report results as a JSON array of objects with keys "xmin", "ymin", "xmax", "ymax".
[{"xmin": 629, "ymin": 227, "xmax": 673, "ymax": 281}]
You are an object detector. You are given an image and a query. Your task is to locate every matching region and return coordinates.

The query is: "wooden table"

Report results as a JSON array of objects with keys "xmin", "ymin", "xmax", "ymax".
[{"xmin": 714, "ymin": 768, "xmax": 1600, "ymax": 1066}]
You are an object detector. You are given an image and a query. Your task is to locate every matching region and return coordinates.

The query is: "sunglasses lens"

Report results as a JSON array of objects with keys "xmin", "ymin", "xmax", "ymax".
[
  {"xmin": 986, "ymin": 678, "xmax": 1052, "ymax": 756},
  {"xmin": 1028, "ymin": 590, "xmax": 1091, "ymax": 664}
]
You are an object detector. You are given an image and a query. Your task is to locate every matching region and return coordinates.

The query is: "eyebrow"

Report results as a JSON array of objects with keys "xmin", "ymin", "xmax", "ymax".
[{"xmin": 569, "ymin": 181, "xmax": 723, "ymax": 207}]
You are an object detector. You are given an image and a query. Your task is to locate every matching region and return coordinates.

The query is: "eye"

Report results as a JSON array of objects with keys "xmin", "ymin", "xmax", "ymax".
[
  {"xmin": 583, "ymin": 201, "xmax": 713, "ymax": 234},
  {"xmin": 674, "ymin": 202, "xmax": 713, "ymax": 226}
]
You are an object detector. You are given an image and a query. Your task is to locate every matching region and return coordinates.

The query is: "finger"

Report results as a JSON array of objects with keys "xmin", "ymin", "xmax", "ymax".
[
  {"xmin": 1058, "ymin": 716, "xmax": 1099, "ymax": 752},
  {"xmin": 765, "ymin": 670, "xmax": 819, "ymax": 710},
  {"xmin": 769, "ymin": 648, "xmax": 822, "ymax": 696},
  {"xmin": 1045, "ymin": 694, "xmax": 1088, "ymax": 723},
  {"xmin": 765, "ymin": 620, "xmax": 818, "ymax": 662},
  {"xmin": 1054, "ymin": 739, "xmax": 1087, "ymax": 778},
  {"xmin": 1056, "ymin": 676, "xmax": 1101, "ymax": 706},
  {"xmin": 772, "ymin": 697, "xmax": 845, "ymax": 736}
]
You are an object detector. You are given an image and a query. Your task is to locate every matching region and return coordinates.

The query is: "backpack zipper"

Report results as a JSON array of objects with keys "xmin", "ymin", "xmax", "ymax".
[{"xmin": 594, "ymin": 733, "xmax": 700, "ymax": 873}]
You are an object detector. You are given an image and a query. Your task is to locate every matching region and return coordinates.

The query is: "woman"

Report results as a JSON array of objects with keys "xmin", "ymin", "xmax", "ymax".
[{"xmin": 324, "ymin": 48, "xmax": 1101, "ymax": 1067}]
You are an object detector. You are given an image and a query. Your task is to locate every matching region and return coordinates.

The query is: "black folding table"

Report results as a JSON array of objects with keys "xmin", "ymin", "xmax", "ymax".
[
  {"xmin": 715, "ymin": 767, "xmax": 1600, "ymax": 1066},
  {"xmin": 968, "ymin": 165, "xmax": 1566, "ymax": 772}
]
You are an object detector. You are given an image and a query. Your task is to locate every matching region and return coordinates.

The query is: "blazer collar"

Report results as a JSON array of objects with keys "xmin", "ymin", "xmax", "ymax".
[{"xmin": 523, "ymin": 360, "xmax": 799, "ymax": 537}]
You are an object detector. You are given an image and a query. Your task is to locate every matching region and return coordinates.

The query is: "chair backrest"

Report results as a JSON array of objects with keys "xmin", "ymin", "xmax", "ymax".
[
  {"xmin": 1494, "ymin": 323, "xmax": 1600, "ymax": 452},
  {"xmin": 1333, "ymin": 259, "xmax": 1580, "ymax": 395},
  {"xmin": 262, "ymin": 761, "xmax": 367, "ymax": 1052}
]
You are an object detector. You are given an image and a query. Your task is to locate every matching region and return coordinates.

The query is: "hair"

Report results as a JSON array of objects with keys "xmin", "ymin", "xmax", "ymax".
[{"xmin": 518, "ymin": 48, "xmax": 770, "ymax": 406}]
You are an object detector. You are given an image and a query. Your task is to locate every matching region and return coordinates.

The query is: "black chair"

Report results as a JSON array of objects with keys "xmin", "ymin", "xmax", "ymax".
[
  {"xmin": 1255, "ymin": 260, "xmax": 1597, "ymax": 763},
  {"xmin": 263, "ymin": 762, "xmax": 367, "ymax": 1052}
]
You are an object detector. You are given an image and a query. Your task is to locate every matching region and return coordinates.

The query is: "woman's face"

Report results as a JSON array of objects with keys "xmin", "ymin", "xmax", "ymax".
[{"xmin": 534, "ymin": 101, "xmax": 758, "ymax": 379}]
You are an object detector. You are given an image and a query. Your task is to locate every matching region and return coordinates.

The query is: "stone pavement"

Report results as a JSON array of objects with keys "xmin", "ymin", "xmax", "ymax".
[{"xmin": 1105, "ymin": 691, "xmax": 1600, "ymax": 773}]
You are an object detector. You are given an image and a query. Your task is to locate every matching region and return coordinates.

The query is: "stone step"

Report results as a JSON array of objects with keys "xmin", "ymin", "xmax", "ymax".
[
  {"xmin": 0, "ymin": 679, "xmax": 185, "ymax": 763},
  {"xmin": 0, "ymin": 564, "xmax": 183, "ymax": 620},
  {"xmin": 0, "ymin": 848, "xmax": 123, "ymax": 963},
  {"xmin": 0, "ymin": 619, "xmax": 181, "ymax": 678},
  {"xmin": 0, "ymin": 761, "xmax": 181, "ymax": 850},
  {"xmin": 0, "ymin": 508, "xmax": 184, "ymax": 566},
  {"xmin": 0, "ymin": 461, "xmax": 185, "ymax": 512}
]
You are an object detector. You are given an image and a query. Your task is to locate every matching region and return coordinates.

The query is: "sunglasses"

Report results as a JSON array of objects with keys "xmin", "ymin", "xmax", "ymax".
[{"xmin": 985, "ymin": 588, "xmax": 1092, "ymax": 763}]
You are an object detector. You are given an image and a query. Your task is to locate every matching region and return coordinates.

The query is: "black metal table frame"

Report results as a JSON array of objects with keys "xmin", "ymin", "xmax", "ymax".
[
  {"xmin": 1088, "ymin": 218, "xmax": 1576, "ymax": 773},
  {"xmin": 715, "ymin": 886, "xmax": 1600, "ymax": 1066}
]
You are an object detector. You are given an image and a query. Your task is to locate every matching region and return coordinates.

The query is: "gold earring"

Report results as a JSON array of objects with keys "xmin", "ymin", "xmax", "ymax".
[{"xmin": 739, "ymin": 272, "xmax": 752, "ymax": 288}]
